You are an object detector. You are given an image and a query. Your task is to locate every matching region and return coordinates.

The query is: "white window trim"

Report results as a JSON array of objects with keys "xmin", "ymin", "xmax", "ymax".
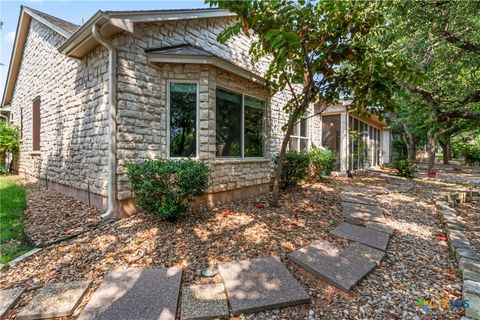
[
  {"xmin": 215, "ymin": 87, "xmax": 267, "ymax": 159},
  {"xmin": 166, "ymin": 80, "xmax": 200, "ymax": 160},
  {"xmin": 290, "ymin": 116, "xmax": 310, "ymax": 152}
]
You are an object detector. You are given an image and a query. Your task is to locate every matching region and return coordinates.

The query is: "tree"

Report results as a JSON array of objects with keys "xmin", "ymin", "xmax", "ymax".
[
  {"xmin": 207, "ymin": 0, "xmax": 411, "ymax": 205},
  {"xmin": 0, "ymin": 121, "xmax": 20, "ymax": 172},
  {"xmin": 386, "ymin": 0, "xmax": 480, "ymax": 171}
]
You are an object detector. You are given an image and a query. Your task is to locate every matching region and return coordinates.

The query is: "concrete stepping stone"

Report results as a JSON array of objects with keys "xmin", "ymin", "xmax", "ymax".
[
  {"xmin": 344, "ymin": 242, "xmax": 386, "ymax": 265},
  {"xmin": 455, "ymin": 247, "xmax": 480, "ymax": 262},
  {"xmin": 460, "ymin": 258, "xmax": 480, "ymax": 274},
  {"xmin": 17, "ymin": 281, "xmax": 91, "ymax": 320},
  {"xmin": 342, "ymin": 202, "xmax": 385, "ymax": 226},
  {"xmin": 464, "ymin": 280, "xmax": 480, "ymax": 296},
  {"xmin": 366, "ymin": 222, "xmax": 394, "ymax": 235},
  {"xmin": 340, "ymin": 191, "xmax": 378, "ymax": 206},
  {"xmin": 330, "ymin": 222, "xmax": 390, "ymax": 251},
  {"xmin": 180, "ymin": 284, "xmax": 229, "ymax": 320},
  {"xmin": 289, "ymin": 240, "xmax": 376, "ymax": 291},
  {"xmin": 79, "ymin": 268, "xmax": 182, "ymax": 320},
  {"xmin": 464, "ymin": 269, "xmax": 480, "ymax": 283},
  {"xmin": 344, "ymin": 186, "xmax": 390, "ymax": 195},
  {"xmin": 0, "ymin": 288, "xmax": 25, "ymax": 318},
  {"xmin": 218, "ymin": 257, "xmax": 309, "ymax": 315},
  {"xmin": 463, "ymin": 293, "xmax": 480, "ymax": 319}
]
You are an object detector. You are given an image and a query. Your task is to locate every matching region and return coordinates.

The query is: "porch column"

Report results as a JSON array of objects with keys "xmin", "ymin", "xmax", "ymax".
[
  {"xmin": 340, "ymin": 113, "xmax": 348, "ymax": 172},
  {"xmin": 382, "ymin": 129, "xmax": 391, "ymax": 164}
]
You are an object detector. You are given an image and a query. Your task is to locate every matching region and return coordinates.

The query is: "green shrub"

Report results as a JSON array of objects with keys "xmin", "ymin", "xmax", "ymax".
[
  {"xmin": 308, "ymin": 147, "xmax": 337, "ymax": 178},
  {"xmin": 125, "ymin": 159, "xmax": 211, "ymax": 221},
  {"xmin": 279, "ymin": 151, "xmax": 310, "ymax": 189},
  {"xmin": 392, "ymin": 159, "xmax": 416, "ymax": 178},
  {"xmin": 0, "ymin": 165, "xmax": 9, "ymax": 175}
]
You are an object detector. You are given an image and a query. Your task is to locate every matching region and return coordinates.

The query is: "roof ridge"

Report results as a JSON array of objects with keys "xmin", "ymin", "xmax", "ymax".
[{"xmin": 23, "ymin": 6, "xmax": 80, "ymax": 35}]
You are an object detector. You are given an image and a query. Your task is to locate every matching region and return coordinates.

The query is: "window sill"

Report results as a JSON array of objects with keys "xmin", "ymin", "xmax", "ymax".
[
  {"xmin": 30, "ymin": 151, "xmax": 41, "ymax": 156},
  {"xmin": 212, "ymin": 158, "xmax": 271, "ymax": 165}
]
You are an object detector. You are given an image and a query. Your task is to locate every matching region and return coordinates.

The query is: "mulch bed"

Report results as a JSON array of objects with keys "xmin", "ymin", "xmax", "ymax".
[
  {"xmin": 0, "ymin": 173, "xmax": 470, "ymax": 319},
  {"xmin": 23, "ymin": 185, "xmax": 101, "ymax": 246}
]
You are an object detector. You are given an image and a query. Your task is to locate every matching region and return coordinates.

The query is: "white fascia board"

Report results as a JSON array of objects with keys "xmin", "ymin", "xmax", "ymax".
[{"xmin": 147, "ymin": 53, "xmax": 266, "ymax": 86}]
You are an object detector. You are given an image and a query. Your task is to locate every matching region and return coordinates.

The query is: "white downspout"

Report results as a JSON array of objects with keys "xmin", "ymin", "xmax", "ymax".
[{"xmin": 92, "ymin": 24, "xmax": 118, "ymax": 220}]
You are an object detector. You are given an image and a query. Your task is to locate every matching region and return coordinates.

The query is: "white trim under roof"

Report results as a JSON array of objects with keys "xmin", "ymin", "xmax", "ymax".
[
  {"xmin": 147, "ymin": 53, "xmax": 266, "ymax": 86},
  {"xmin": 1, "ymin": 6, "xmax": 76, "ymax": 107},
  {"xmin": 59, "ymin": 9, "xmax": 235, "ymax": 58}
]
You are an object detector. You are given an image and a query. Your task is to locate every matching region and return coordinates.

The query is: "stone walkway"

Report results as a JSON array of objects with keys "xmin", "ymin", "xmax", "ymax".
[{"xmin": 1, "ymin": 177, "xmax": 407, "ymax": 319}]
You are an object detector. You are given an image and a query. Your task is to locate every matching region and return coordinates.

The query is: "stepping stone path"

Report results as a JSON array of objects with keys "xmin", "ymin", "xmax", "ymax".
[
  {"xmin": 290, "ymin": 178, "xmax": 396, "ymax": 292},
  {"xmin": 340, "ymin": 191, "xmax": 378, "ymax": 206},
  {"xmin": 180, "ymin": 284, "xmax": 229, "ymax": 320},
  {"xmin": 344, "ymin": 242, "xmax": 386, "ymax": 265},
  {"xmin": 17, "ymin": 281, "xmax": 91, "ymax": 320},
  {"xmin": 342, "ymin": 202, "xmax": 385, "ymax": 226},
  {"xmin": 79, "ymin": 268, "xmax": 182, "ymax": 320},
  {"xmin": 331, "ymin": 222, "xmax": 390, "ymax": 251},
  {"xmin": 218, "ymin": 257, "xmax": 310, "ymax": 315},
  {"xmin": 289, "ymin": 240, "xmax": 376, "ymax": 291},
  {"xmin": 0, "ymin": 288, "xmax": 24, "ymax": 318}
]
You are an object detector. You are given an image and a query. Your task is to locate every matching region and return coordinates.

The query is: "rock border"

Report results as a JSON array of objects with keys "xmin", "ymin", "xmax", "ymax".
[{"xmin": 435, "ymin": 190, "xmax": 480, "ymax": 320}]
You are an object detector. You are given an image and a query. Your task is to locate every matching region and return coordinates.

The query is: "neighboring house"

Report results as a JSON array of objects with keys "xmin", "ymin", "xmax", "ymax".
[{"xmin": 0, "ymin": 6, "xmax": 390, "ymax": 217}]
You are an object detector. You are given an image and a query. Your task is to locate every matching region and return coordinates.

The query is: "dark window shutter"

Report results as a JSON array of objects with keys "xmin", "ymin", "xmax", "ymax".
[{"xmin": 32, "ymin": 98, "xmax": 41, "ymax": 151}]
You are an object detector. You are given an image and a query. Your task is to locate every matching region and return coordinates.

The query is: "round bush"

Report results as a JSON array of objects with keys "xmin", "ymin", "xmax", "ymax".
[
  {"xmin": 126, "ymin": 159, "xmax": 211, "ymax": 220},
  {"xmin": 279, "ymin": 151, "xmax": 310, "ymax": 189},
  {"xmin": 308, "ymin": 147, "xmax": 337, "ymax": 178}
]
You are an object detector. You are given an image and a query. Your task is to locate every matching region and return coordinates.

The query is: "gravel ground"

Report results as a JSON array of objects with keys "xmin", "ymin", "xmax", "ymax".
[
  {"xmin": 0, "ymin": 173, "xmax": 474, "ymax": 319},
  {"xmin": 456, "ymin": 198, "xmax": 480, "ymax": 256}
]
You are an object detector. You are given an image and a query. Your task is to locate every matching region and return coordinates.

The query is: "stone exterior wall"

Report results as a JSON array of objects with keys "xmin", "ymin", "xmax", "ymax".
[
  {"xmin": 9, "ymin": 19, "xmax": 110, "ymax": 203},
  {"xmin": 8, "ymin": 15, "xmax": 321, "ymax": 213},
  {"xmin": 112, "ymin": 18, "xmax": 286, "ymax": 200}
]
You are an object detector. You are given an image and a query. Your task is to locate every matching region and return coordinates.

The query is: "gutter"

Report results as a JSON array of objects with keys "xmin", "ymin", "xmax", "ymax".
[{"xmin": 92, "ymin": 24, "xmax": 118, "ymax": 220}]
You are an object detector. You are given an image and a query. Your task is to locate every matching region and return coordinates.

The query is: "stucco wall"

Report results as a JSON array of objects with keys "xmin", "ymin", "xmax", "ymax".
[{"xmin": 9, "ymin": 19, "xmax": 110, "ymax": 199}]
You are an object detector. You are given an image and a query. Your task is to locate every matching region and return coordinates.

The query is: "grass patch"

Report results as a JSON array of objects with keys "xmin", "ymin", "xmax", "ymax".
[{"xmin": 0, "ymin": 176, "xmax": 32, "ymax": 264}]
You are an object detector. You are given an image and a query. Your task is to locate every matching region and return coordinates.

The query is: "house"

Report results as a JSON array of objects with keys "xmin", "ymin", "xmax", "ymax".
[{"xmin": 0, "ymin": 6, "xmax": 390, "ymax": 218}]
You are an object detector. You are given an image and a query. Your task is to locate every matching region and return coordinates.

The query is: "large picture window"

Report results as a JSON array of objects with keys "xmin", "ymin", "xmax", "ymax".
[
  {"xmin": 216, "ymin": 88, "xmax": 265, "ymax": 158},
  {"xmin": 169, "ymin": 82, "xmax": 197, "ymax": 158},
  {"xmin": 290, "ymin": 117, "xmax": 309, "ymax": 152}
]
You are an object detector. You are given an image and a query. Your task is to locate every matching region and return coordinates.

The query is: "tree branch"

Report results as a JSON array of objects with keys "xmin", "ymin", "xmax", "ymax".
[
  {"xmin": 437, "ymin": 110, "xmax": 480, "ymax": 122},
  {"xmin": 443, "ymin": 30, "xmax": 480, "ymax": 53}
]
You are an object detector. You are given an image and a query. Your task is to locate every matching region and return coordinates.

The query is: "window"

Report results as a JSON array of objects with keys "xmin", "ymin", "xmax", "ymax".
[
  {"xmin": 32, "ymin": 97, "xmax": 41, "ymax": 151},
  {"xmin": 290, "ymin": 117, "xmax": 309, "ymax": 152},
  {"xmin": 244, "ymin": 95, "xmax": 265, "ymax": 157},
  {"xmin": 216, "ymin": 88, "xmax": 265, "ymax": 158},
  {"xmin": 168, "ymin": 82, "xmax": 198, "ymax": 158}
]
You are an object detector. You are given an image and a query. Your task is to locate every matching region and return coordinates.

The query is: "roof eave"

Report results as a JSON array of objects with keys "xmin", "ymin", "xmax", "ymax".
[
  {"xmin": 147, "ymin": 53, "xmax": 265, "ymax": 86},
  {"xmin": 59, "ymin": 9, "xmax": 235, "ymax": 59}
]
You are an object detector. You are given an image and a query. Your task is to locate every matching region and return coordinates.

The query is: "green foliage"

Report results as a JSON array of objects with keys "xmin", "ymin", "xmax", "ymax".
[
  {"xmin": 0, "ymin": 122, "xmax": 20, "ymax": 156},
  {"xmin": 126, "ymin": 159, "xmax": 211, "ymax": 221},
  {"xmin": 0, "ymin": 165, "xmax": 9, "ymax": 175},
  {"xmin": 279, "ymin": 151, "xmax": 310, "ymax": 189},
  {"xmin": 308, "ymin": 148, "xmax": 336, "ymax": 178},
  {"xmin": 0, "ymin": 176, "xmax": 31, "ymax": 264},
  {"xmin": 452, "ymin": 135, "xmax": 480, "ymax": 164},
  {"xmin": 392, "ymin": 159, "xmax": 416, "ymax": 179}
]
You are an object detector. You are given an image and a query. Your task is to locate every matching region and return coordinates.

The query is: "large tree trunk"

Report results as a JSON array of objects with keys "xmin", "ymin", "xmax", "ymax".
[
  {"xmin": 402, "ymin": 124, "xmax": 416, "ymax": 162},
  {"xmin": 427, "ymin": 131, "xmax": 437, "ymax": 173},
  {"xmin": 271, "ymin": 110, "xmax": 301, "ymax": 206},
  {"xmin": 440, "ymin": 134, "xmax": 451, "ymax": 164}
]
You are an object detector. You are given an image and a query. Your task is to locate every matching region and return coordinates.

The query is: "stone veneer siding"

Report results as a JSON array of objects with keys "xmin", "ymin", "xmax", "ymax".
[
  {"xmin": 9, "ymin": 19, "xmax": 110, "ymax": 207},
  {"xmin": 9, "ymin": 15, "xmax": 309, "ymax": 213}
]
